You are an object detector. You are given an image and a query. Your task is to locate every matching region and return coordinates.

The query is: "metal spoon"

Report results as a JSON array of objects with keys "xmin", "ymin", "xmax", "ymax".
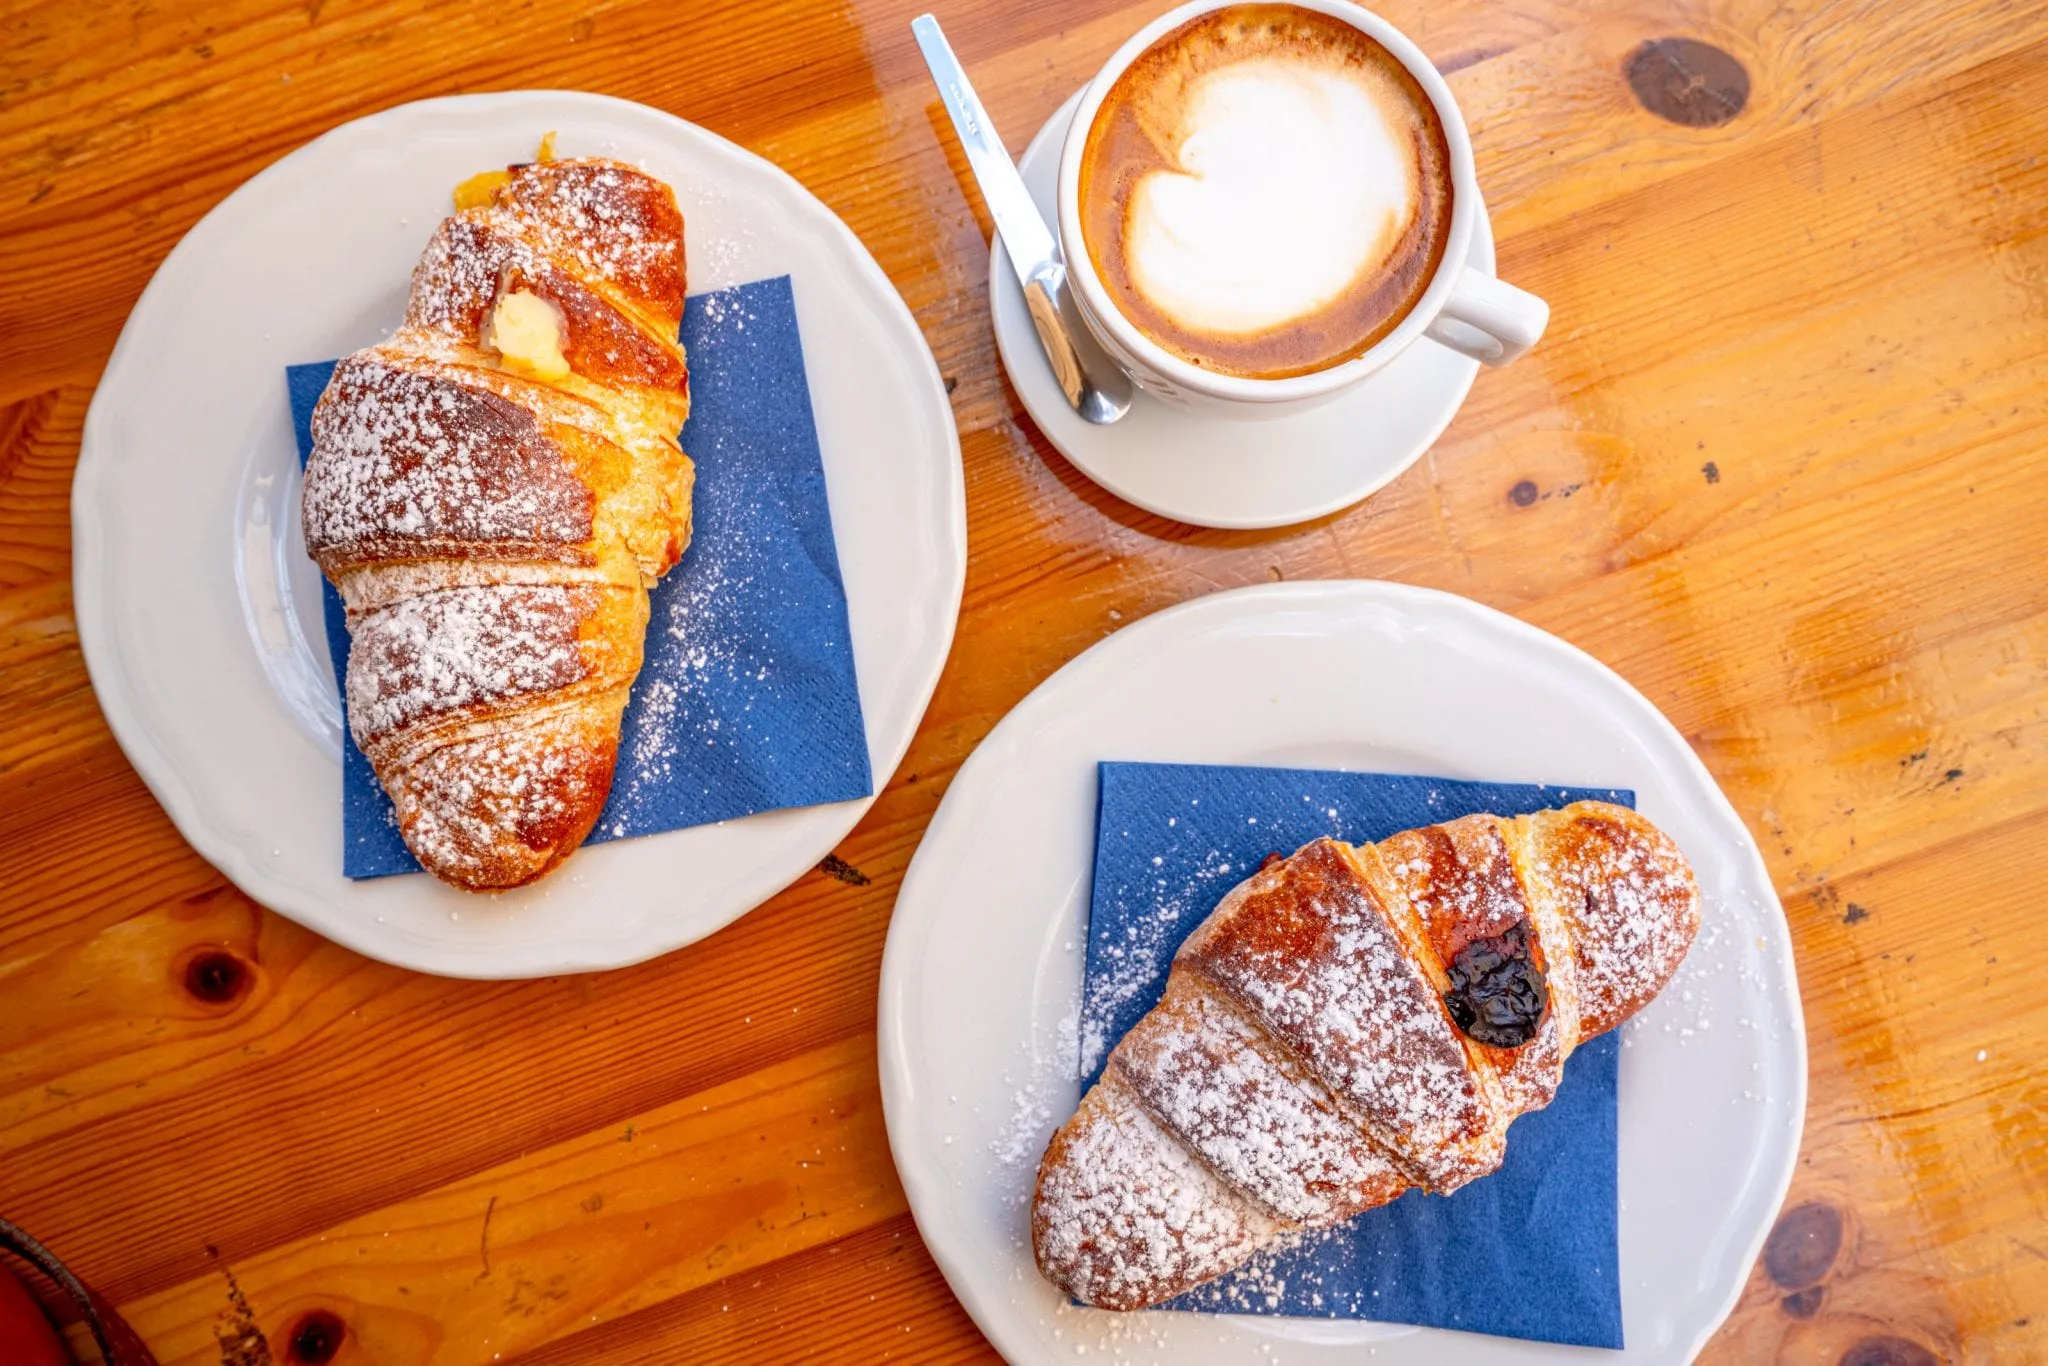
[{"xmin": 912, "ymin": 14, "xmax": 1133, "ymax": 425}]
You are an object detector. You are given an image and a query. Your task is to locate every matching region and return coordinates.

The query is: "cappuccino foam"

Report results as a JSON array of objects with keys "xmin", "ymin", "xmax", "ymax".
[{"xmin": 1080, "ymin": 5, "xmax": 1454, "ymax": 379}]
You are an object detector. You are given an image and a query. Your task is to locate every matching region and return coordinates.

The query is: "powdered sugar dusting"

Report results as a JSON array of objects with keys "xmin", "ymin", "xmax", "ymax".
[
  {"xmin": 1112, "ymin": 974, "xmax": 1405, "ymax": 1226},
  {"xmin": 1033, "ymin": 1078, "xmax": 1280, "ymax": 1311},
  {"xmin": 407, "ymin": 215, "xmax": 510, "ymax": 333},
  {"xmin": 1183, "ymin": 841, "xmax": 1500, "ymax": 1188},
  {"xmin": 603, "ymin": 551, "xmax": 761, "ymax": 836},
  {"xmin": 344, "ymin": 585, "xmax": 596, "ymax": 741},
  {"xmin": 991, "ymin": 1085, "xmax": 1056, "ymax": 1172},
  {"xmin": 1081, "ymin": 846, "xmax": 1243, "ymax": 1080},
  {"xmin": 1530, "ymin": 805, "xmax": 1701, "ymax": 1035},
  {"xmin": 303, "ymin": 353, "xmax": 593, "ymax": 562},
  {"xmin": 691, "ymin": 284, "xmax": 754, "ymax": 332},
  {"xmin": 388, "ymin": 711, "xmax": 613, "ymax": 886},
  {"xmin": 494, "ymin": 159, "xmax": 684, "ymax": 315}
]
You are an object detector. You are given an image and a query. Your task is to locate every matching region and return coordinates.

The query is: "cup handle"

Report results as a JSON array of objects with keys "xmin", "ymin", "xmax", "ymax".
[{"xmin": 1426, "ymin": 267, "xmax": 1550, "ymax": 366}]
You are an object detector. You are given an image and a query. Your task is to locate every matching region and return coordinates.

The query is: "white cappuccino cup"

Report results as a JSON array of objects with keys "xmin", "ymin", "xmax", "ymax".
[{"xmin": 1057, "ymin": 0, "xmax": 1549, "ymax": 419}]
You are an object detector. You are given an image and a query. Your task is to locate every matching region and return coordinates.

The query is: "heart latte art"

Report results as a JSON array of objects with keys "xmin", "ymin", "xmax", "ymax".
[
  {"xmin": 1126, "ymin": 62, "xmax": 1413, "ymax": 333},
  {"xmin": 1079, "ymin": 5, "xmax": 1454, "ymax": 379}
]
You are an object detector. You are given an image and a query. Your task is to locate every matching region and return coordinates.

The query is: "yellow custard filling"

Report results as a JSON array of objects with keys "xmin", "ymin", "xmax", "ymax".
[
  {"xmin": 450, "ymin": 131, "xmax": 557, "ymax": 210},
  {"xmin": 451, "ymin": 168, "xmax": 510, "ymax": 210},
  {"xmin": 487, "ymin": 290, "xmax": 571, "ymax": 382}
]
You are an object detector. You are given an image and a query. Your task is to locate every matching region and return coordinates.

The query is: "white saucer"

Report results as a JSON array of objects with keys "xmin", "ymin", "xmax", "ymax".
[
  {"xmin": 73, "ymin": 93, "xmax": 965, "ymax": 979},
  {"xmin": 992, "ymin": 92, "xmax": 1492, "ymax": 530},
  {"xmin": 878, "ymin": 580, "xmax": 1806, "ymax": 1365}
]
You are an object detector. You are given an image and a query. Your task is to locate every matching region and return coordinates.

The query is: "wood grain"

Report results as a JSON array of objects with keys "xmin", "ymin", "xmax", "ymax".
[
  {"xmin": 2, "ymin": 0, "xmax": 2044, "ymax": 1362},
  {"xmin": 112, "ymin": 1035, "xmax": 907, "ymax": 1364}
]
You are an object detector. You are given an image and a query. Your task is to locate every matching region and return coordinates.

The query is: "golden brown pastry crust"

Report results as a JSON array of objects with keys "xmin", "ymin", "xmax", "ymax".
[
  {"xmin": 1031, "ymin": 800, "xmax": 1700, "ymax": 1310},
  {"xmin": 301, "ymin": 156, "xmax": 691, "ymax": 891}
]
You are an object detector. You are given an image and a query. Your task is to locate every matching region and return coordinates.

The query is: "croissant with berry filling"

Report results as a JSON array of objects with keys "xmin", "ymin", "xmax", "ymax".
[
  {"xmin": 1032, "ymin": 800, "xmax": 1699, "ymax": 1310},
  {"xmin": 301, "ymin": 149, "xmax": 691, "ymax": 890}
]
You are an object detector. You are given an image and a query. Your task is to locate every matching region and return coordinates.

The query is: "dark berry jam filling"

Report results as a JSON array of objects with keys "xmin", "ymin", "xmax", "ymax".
[{"xmin": 1443, "ymin": 920, "xmax": 1548, "ymax": 1048}]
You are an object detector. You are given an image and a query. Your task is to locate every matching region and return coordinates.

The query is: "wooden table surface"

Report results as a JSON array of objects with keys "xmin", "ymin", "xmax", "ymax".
[{"xmin": 3, "ymin": 0, "xmax": 2045, "ymax": 1361}]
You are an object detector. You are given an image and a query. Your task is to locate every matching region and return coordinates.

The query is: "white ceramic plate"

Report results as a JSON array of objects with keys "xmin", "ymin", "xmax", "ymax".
[
  {"xmin": 992, "ymin": 92, "xmax": 1487, "ymax": 530},
  {"xmin": 73, "ymin": 92, "xmax": 965, "ymax": 979},
  {"xmin": 878, "ymin": 581, "xmax": 1804, "ymax": 1364}
]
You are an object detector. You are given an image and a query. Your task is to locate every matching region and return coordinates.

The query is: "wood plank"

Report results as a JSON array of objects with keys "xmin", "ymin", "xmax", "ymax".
[
  {"xmin": 4, "ymin": 0, "xmax": 2043, "ymax": 402},
  {"xmin": 1516, "ymin": 439, "xmax": 2048, "ymax": 888},
  {"xmin": 1431, "ymin": 42, "xmax": 2048, "ymax": 594},
  {"xmin": 0, "ymin": 580, "xmax": 103, "ymax": 783},
  {"xmin": 1457, "ymin": 0, "xmax": 2047, "ymax": 240},
  {"xmin": 505, "ymin": 1213, "xmax": 997, "ymax": 1365},
  {"xmin": 0, "ymin": 389, "xmax": 76, "ymax": 588},
  {"xmin": 110, "ymin": 1034, "xmax": 909, "ymax": 1365},
  {"xmin": 0, "ymin": 750, "xmax": 245, "ymax": 962},
  {"xmin": 1703, "ymin": 805, "xmax": 2048, "ymax": 1361}
]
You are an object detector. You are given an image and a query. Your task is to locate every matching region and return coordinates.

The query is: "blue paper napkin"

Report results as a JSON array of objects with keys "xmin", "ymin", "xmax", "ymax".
[
  {"xmin": 289, "ymin": 274, "xmax": 873, "ymax": 878},
  {"xmin": 1083, "ymin": 762, "xmax": 1630, "ymax": 1349}
]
